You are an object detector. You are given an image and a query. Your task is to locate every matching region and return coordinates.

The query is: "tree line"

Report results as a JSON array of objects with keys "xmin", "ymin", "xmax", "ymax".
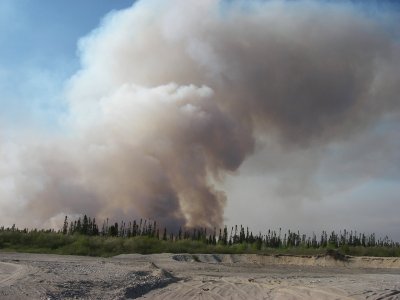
[
  {"xmin": 57, "ymin": 215, "xmax": 399, "ymax": 249},
  {"xmin": 1, "ymin": 215, "xmax": 399, "ymax": 257}
]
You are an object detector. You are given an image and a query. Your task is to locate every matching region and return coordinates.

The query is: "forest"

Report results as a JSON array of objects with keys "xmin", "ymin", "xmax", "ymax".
[{"xmin": 0, "ymin": 215, "xmax": 399, "ymax": 257}]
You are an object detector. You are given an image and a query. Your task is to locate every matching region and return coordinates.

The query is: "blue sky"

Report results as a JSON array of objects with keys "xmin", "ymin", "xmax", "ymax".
[{"xmin": 0, "ymin": 0, "xmax": 133, "ymax": 129}]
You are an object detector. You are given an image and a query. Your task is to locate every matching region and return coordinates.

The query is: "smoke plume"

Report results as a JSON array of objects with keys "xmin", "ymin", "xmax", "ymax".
[{"xmin": 1, "ymin": 0, "xmax": 399, "ymax": 230}]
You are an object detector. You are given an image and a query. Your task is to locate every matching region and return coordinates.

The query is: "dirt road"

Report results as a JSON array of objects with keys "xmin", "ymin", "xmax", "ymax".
[{"xmin": 0, "ymin": 252, "xmax": 399, "ymax": 299}]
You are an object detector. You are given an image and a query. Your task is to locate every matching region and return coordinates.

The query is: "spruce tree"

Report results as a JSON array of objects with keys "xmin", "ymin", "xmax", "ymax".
[{"xmin": 62, "ymin": 216, "xmax": 68, "ymax": 235}]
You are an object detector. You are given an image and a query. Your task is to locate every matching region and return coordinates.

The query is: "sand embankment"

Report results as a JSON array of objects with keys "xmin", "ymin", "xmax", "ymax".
[{"xmin": 169, "ymin": 253, "xmax": 400, "ymax": 269}]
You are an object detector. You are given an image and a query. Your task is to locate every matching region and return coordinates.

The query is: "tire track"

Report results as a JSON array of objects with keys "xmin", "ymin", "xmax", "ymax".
[{"xmin": 0, "ymin": 262, "xmax": 29, "ymax": 288}]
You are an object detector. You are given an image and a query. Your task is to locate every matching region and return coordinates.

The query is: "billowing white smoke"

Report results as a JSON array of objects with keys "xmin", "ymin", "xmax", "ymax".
[{"xmin": 1, "ymin": 0, "xmax": 399, "ymax": 230}]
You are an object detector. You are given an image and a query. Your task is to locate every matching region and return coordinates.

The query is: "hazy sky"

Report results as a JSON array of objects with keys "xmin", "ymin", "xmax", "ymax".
[{"xmin": 0, "ymin": 0, "xmax": 399, "ymax": 240}]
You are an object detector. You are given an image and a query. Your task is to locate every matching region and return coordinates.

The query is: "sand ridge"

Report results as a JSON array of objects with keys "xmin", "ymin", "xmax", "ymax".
[{"xmin": 168, "ymin": 253, "xmax": 400, "ymax": 268}]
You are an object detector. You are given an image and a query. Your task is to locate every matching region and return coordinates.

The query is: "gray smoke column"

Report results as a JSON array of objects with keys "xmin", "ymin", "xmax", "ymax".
[{"xmin": 0, "ymin": 0, "xmax": 399, "ymax": 230}]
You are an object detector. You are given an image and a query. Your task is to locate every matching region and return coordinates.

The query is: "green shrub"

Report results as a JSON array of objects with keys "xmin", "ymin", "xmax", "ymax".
[{"xmin": 1, "ymin": 228, "xmax": 398, "ymax": 258}]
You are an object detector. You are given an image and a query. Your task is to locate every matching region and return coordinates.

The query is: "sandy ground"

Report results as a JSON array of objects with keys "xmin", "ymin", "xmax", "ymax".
[{"xmin": 0, "ymin": 252, "xmax": 399, "ymax": 299}]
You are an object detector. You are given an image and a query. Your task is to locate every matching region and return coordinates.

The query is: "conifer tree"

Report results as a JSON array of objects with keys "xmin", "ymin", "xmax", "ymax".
[
  {"xmin": 82, "ymin": 215, "xmax": 89, "ymax": 235},
  {"xmin": 163, "ymin": 227, "xmax": 167, "ymax": 241},
  {"xmin": 62, "ymin": 216, "xmax": 68, "ymax": 235}
]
